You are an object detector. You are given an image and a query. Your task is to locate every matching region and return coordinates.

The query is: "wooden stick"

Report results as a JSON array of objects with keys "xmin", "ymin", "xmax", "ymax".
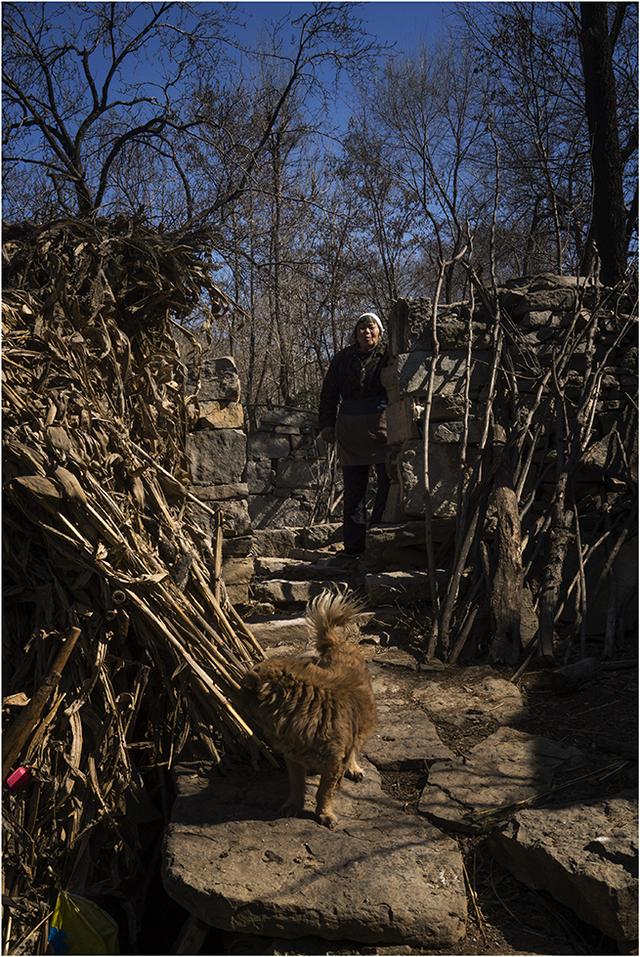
[{"xmin": 2, "ymin": 627, "xmax": 81, "ymax": 779}]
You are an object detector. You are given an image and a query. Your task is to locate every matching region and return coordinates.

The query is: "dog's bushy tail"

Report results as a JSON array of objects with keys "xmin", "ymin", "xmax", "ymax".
[{"xmin": 306, "ymin": 588, "xmax": 365, "ymax": 653}]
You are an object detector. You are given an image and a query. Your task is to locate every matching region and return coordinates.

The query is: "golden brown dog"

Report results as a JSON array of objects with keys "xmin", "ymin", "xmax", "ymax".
[{"xmin": 240, "ymin": 589, "xmax": 376, "ymax": 828}]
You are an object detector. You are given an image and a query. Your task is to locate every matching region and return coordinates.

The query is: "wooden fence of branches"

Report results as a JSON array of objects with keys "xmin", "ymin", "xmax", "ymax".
[
  {"xmin": 419, "ymin": 268, "xmax": 637, "ymax": 669},
  {"xmin": 2, "ymin": 217, "xmax": 269, "ymax": 954}
]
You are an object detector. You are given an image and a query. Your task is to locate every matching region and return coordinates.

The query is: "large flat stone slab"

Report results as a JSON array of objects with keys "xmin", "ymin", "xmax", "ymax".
[
  {"xmin": 489, "ymin": 793, "xmax": 638, "ymax": 943},
  {"xmin": 163, "ymin": 760, "xmax": 466, "ymax": 948},
  {"xmin": 412, "ymin": 671, "xmax": 524, "ymax": 726},
  {"xmin": 418, "ymin": 727, "xmax": 588, "ymax": 832},
  {"xmin": 365, "ymin": 701, "xmax": 455, "ymax": 770}
]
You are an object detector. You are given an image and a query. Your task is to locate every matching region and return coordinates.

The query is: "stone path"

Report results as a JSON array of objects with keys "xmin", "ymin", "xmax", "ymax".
[
  {"xmin": 163, "ymin": 759, "xmax": 466, "ymax": 949},
  {"xmin": 163, "ymin": 542, "xmax": 638, "ymax": 953}
]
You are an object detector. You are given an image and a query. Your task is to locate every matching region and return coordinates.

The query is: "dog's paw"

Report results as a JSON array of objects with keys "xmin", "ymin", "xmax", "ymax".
[
  {"xmin": 280, "ymin": 801, "xmax": 303, "ymax": 818},
  {"xmin": 344, "ymin": 767, "xmax": 364, "ymax": 782},
  {"xmin": 317, "ymin": 810, "xmax": 338, "ymax": 829}
]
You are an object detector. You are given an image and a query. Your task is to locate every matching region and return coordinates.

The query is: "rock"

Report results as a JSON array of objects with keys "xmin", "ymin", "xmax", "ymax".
[
  {"xmin": 250, "ymin": 495, "xmax": 314, "ymax": 530},
  {"xmin": 301, "ymin": 524, "xmax": 342, "ymax": 548},
  {"xmin": 489, "ymin": 793, "xmax": 638, "ymax": 943},
  {"xmin": 259, "ymin": 409, "xmax": 317, "ymax": 431},
  {"xmin": 196, "ymin": 400, "xmax": 244, "ymax": 430},
  {"xmin": 222, "ymin": 535, "xmax": 254, "ymax": 558},
  {"xmin": 275, "ymin": 458, "xmax": 316, "ymax": 489},
  {"xmin": 198, "ymin": 355, "xmax": 242, "ymax": 403},
  {"xmin": 365, "ymin": 570, "xmax": 431, "ymax": 606},
  {"xmin": 381, "ymin": 352, "xmax": 489, "ymax": 411},
  {"xmin": 373, "ymin": 649, "xmax": 419, "ymax": 671},
  {"xmin": 163, "ymin": 760, "xmax": 467, "ymax": 948},
  {"xmin": 396, "ymin": 441, "xmax": 461, "ymax": 518},
  {"xmin": 365, "ymin": 700, "xmax": 455, "ymax": 770},
  {"xmin": 252, "ymin": 527, "xmax": 299, "ymax": 557},
  {"xmin": 187, "ymin": 429, "xmax": 247, "ymax": 485},
  {"xmin": 187, "ymin": 497, "xmax": 251, "ymax": 539},
  {"xmin": 248, "ymin": 617, "xmax": 312, "ymax": 650},
  {"xmin": 254, "ymin": 557, "xmax": 346, "ymax": 582},
  {"xmin": 253, "ymin": 579, "xmax": 351, "ymax": 606},
  {"xmin": 249, "ymin": 432, "xmax": 291, "ymax": 459},
  {"xmin": 222, "ymin": 557, "xmax": 254, "ymax": 585},
  {"xmin": 218, "ymin": 499, "xmax": 251, "ymax": 537},
  {"xmin": 418, "ymin": 728, "xmax": 588, "ymax": 833},
  {"xmin": 194, "ymin": 482, "xmax": 249, "ymax": 501},
  {"xmin": 385, "ymin": 398, "xmax": 422, "ymax": 443},
  {"xmin": 246, "ymin": 459, "xmax": 275, "ymax": 494},
  {"xmin": 225, "ymin": 581, "xmax": 250, "ymax": 603},
  {"xmin": 411, "ymin": 671, "xmax": 524, "ymax": 726},
  {"xmin": 499, "ymin": 283, "xmax": 577, "ymax": 319}
]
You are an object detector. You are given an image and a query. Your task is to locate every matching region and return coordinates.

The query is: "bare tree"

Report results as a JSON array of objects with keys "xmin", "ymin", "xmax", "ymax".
[{"xmin": 578, "ymin": 2, "xmax": 632, "ymax": 284}]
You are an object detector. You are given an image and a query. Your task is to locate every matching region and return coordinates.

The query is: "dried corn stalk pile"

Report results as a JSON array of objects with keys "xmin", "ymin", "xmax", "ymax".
[{"xmin": 2, "ymin": 217, "xmax": 266, "ymax": 954}]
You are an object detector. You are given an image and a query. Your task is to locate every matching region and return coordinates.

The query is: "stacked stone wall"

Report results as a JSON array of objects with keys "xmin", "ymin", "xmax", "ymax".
[
  {"xmin": 383, "ymin": 275, "xmax": 637, "ymax": 529},
  {"xmin": 246, "ymin": 409, "xmax": 326, "ymax": 529},
  {"xmin": 175, "ymin": 330, "xmax": 254, "ymax": 602}
]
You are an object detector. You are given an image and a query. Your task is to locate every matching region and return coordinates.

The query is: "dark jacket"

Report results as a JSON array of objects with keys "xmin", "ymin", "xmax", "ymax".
[
  {"xmin": 319, "ymin": 342, "xmax": 389, "ymax": 466},
  {"xmin": 318, "ymin": 342, "xmax": 388, "ymax": 428}
]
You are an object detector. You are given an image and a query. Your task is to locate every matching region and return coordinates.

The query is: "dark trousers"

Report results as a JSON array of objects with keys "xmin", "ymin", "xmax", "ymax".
[{"xmin": 342, "ymin": 462, "xmax": 391, "ymax": 554}]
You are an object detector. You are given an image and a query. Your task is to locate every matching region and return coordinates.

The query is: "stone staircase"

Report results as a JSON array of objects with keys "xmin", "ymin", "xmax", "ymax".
[{"xmin": 248, "ymin": 521, "xmax": 438, "ymax": 612}]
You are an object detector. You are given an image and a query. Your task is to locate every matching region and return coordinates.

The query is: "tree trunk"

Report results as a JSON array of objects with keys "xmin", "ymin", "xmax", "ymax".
[
  {"xmin": 578, "ymin": 3, "xmax": 628, "ymax": 285},
  {"xmin": 488, "ymin": 425, "xmax": 523, "ymax": 665}
]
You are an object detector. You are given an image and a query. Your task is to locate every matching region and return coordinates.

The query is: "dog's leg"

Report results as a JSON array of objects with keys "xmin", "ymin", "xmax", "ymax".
[
  {"xmin": 315, "ymin": 757, "xmax": 344, "ymax": 828},
  {"xmin": 281, "ymin": 758, "xmax": 306, "ymax": 817},
  {"xmin": 344, "ymin": 747, "xmax": 364, "ymax": 782}
]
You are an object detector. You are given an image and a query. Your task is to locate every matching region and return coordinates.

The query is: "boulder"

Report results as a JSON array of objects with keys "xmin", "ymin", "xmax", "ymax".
[
  {"xmin": 163, "ymin": 760, "xmax": 467, "ymax": 948},
  {"xmin": 489, "ymin": 793, "xmax": 638, "ymax": 943}
]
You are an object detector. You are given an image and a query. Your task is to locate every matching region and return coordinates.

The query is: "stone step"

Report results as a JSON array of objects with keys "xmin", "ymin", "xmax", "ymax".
[
  {"xmin": 251, "ymin": 523, "xmax": 341, "ymax": 558},
  {"xmin": 252, "ymin": 578, "xmax": 353, "ymax": 607},
  {"xmin": 254, "ymin": 556, "xmax": 360, "ymax": 582},
  {"xmin": 364, "ymin": 570, "xmax": 432, "ymax": 605},
  {"xmin": 163, "ymin": 760, "xmax": 467, "ymax": 949}
]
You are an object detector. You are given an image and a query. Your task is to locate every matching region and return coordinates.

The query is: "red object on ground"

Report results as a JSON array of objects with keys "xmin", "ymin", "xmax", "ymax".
[{"xmin": 5, "ymin": 766, "xmax": 32, "ymax": 790}]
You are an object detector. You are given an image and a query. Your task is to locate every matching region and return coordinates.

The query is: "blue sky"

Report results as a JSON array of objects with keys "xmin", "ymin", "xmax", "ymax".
[
  {"xmin": 233, "ymin": 1, "xmax": 454, "ymax": 129},
  {"xmin": 238, "ymin": 1, "xmax": 452, "ymax": 52}
]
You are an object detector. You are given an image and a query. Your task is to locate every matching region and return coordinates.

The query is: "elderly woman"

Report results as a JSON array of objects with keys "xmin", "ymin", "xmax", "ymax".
[{"xmin": 319, "ymin": 312, "xmax": 390, "ymax": 556}]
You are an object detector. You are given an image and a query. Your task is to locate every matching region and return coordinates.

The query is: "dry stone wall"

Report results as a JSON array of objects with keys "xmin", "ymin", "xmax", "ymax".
[
  {"xmin": 175, "ymin": 330, "xmax": 254, "ymax": 602},
  {"xmin": 382, "ymin": 274, "xmax": 637, "ymax": 528},
  {"xmin": 247, "ymin": 409, "xmax": 325, "ymax": 529}
]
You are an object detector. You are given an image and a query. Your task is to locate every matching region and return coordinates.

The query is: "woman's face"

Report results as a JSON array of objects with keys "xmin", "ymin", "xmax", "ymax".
[{"xmin": 356, "ymin": 320, "xmax": 380, "ymax": 352}]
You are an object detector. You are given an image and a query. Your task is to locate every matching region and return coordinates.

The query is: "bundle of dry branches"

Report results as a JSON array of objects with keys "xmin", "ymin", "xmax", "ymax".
[
  {"xmin": 421, "ymin": 268, "xmax": 638, "ymax": 667},
  {"xmin": 2, "ymin": 217, "xmax": 266, "ymax": 954}
]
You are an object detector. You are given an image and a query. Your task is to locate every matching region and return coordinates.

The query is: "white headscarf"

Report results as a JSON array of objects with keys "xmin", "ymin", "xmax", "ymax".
[{"xmin": 355, "ymin": 312, "xmax": 384, "ymax": 336}]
